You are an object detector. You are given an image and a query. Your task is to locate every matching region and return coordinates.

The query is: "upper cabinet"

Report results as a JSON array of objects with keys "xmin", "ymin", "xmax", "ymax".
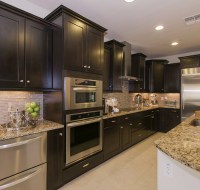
[
  {"xmin": 164, "ymin": 63, "xmax": 180, "ymax": 93},
  {"xmin": 45, "ymin": 5, "xmax": 107, "ymax": 75},
  {"xmin": 0, "ymin": 3, "xmax": 61, "ymax": 90},
  {"xmin": 179, "ymin": 55, "xmax": 200, "ymax": 69},
  {"xmin": 103, "ymin": 40, "xmax": 125, "ymax": 92},
  {"xmin": 145, "ymin": 59, "xmax": 168, "ymax": 93},
  {"xmin": 129, "ymin": 53, "xmax": 146, "ymax": 92}
]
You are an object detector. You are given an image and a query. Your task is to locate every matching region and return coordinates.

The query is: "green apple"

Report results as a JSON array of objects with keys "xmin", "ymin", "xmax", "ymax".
[
  {"xmin": 26, "ymin": 107, "xmax": 33, "ymax": 113},
  {"xmin": 31, "ymin": 112, "xmax": 38, "ymax": 118},
  {"xmin": 25, "ymin": 102, "xmax": 31, "ymax": 108},
  {"xmin": 34, "ymin": 106, "xmax": 40, "ymax": 112},
  {"xmin": 30, "ymin": 102, "xmax": 37, "ymax": 109}
]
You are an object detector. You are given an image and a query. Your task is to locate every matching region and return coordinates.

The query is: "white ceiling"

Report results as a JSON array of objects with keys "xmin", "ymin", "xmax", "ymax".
[{"xmin": 3, "ymin": 0, "xmax": 200, "ymax": 58}]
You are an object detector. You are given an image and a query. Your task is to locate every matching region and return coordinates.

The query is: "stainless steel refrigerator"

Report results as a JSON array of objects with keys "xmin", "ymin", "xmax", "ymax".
[{"xmin": 181, "ymin": 67, "xmax": 200, "ymax": 120}]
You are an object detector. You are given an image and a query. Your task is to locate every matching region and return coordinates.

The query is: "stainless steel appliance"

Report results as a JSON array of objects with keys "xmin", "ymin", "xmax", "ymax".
[
  {"xmin": 181, "ymin": 67, "xmax": 200, "ymax": 120},
  {"xmin": 0, "ymin": 132, "xmax": 47, "ymax": 190},
  {"xmin": 66, "ymin": 110, "xmax": 103, "ymax": 166},
  {"xmin": 64, "ymin": 77, "xmax": 102, "ymax": 110}
]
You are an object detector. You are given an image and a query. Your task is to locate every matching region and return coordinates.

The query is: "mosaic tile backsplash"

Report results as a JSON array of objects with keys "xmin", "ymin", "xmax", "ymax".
[
  {"xmin": 0, "ymin": 92, "xmax": 43, "ymax": 124},
  {"xmin": 103, "ymin": 82, "xmax": 180, "ymax": 109}
]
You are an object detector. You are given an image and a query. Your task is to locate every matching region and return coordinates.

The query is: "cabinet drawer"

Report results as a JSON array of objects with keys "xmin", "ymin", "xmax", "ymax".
[
  {"xmin": 63, "ymin": 152, "xmax": 103, "ymax": 183},
  {"xmin": 131, "ymin": 128, "xmax": 147, "ymax": 145},
  {"xmin": 104, "ymin": 117, "xmax": 120, "ymax": 128},
  {"xmin": 0, "ymin": 132, "xmax": 47, "ymax": 180}
]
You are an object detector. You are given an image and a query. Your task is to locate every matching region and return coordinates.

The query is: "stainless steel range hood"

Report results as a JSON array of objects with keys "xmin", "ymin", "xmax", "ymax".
[{"xmin": 120, "ymin": 41, "xmax": 141, "ymax": 81}]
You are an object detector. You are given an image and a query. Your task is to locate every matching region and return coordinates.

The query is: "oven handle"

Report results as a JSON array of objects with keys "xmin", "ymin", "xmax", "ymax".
[
  {"xmin": 66, "ymin": 118, "xmax": 102, "ymax": 128},
  {"xmin": 72, "ymin": 87, "xmax": 97, "ymax": 91}
]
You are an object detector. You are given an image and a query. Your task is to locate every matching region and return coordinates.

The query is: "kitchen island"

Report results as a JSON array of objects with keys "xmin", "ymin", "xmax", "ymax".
[{"xmin": 155, "ymin": 115, "xmax": 200, "ymax": 190}]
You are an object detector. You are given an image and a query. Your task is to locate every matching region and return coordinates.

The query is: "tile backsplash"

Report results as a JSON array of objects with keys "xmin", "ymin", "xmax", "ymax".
[
  {"xmin": 0, "ymin": 91, "xmax": 43, "ymax": 124},
  {"xmin": 103, "ymin": 81, "xmax": 180, "ymax": 109}
]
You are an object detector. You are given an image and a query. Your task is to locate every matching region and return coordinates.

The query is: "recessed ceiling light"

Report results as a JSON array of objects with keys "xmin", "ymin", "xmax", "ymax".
[
  {"xmin": 155, "ymin": 25, "xmax": 164, "ymax": 31},
  {"xmin": 171, "ymin": 42, "xmax": 179, "ymax": 46},
  {"xmin": 124, "ymin": 0, "xmax": 135, "ymax": 2}
]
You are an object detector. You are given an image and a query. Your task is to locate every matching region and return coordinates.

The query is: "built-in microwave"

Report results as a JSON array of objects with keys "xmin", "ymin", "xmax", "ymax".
[{"xmin": 64, "ymin": 77, "xmax": 102, "ymax": 110}]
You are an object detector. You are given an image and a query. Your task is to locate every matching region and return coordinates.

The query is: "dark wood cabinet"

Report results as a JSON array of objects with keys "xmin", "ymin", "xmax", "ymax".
[
  {"xmin": 103, "ymin": 44, "xmax": 112, "ymax": 91},
  {"xmin": 47, "ymin": 128, "xmax": 64, "ymax": 190},
  {"xmin": 159, "ymin": 108, "xmax": 180, "ymax": 132},
  {"xmin": 179, "ymin": 55, "xmax": 200, "ymax": 69},
  {"xmin": 121, "ymin": 122, "xmax": 132, "ymax": 150},
  {"xmin": 129, "ymin": 53, "xmax": 147, "ymax": 92},
  {"xmin": 103, "ymin": 40, "xmax": 125, "ymax": 92},
  {"xmin": 145, "ymin": 60, "xmax": 168, "ymax": 92},
  {"xmin": 63, "ymin": 15, "xmax": 86, "ymax": 72},
  {"xmin": 0, "ymin": 3, "xmax": 60, "ymax": 90},
  {"xmin": 25, "ymin": 20, "xmax": 53, "ymax": 89},
  {"xmin": 46, "ymin": 5, "xmax": 106, "ymax": 75},
  {"xmin": 103, "ymin": 124, "xmax": 121, "ymax": 160},
  {"xmin": 164, "ymin": 63, "xmax": 180, "ymax": 93},
  {"xmin": 0, "ymin": 9, "xmax": 25, "ymax": 88}
]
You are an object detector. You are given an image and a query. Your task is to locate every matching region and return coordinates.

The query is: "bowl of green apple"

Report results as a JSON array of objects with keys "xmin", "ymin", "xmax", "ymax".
[{"xmin": 25, "ymin": 102, "xmax": 40, "ymax": 126}]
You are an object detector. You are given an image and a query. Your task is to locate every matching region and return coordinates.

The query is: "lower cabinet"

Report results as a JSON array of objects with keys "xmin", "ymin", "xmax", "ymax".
[
  {"xmin": 47, "ymin": 128, "xmax": 64, "ymax": 190},
  {"xmin": 159, "ymin": 108, "xmax": 181, "ymax": 132}
]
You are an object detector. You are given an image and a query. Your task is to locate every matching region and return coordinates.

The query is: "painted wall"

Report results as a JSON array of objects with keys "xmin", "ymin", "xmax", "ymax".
[{"xmin": 1, "ymin": 0, "xmax": 50, "ymax": 18}]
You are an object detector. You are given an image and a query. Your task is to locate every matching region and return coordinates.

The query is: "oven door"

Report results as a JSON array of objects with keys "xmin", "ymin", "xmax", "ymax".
[
  {"xmin": 66, "ymin": 118, "xmax": 103, "ymax": 165},
  {"xmin": 69, "ymin": 87, "xmax": 102, "ymax": 109}
]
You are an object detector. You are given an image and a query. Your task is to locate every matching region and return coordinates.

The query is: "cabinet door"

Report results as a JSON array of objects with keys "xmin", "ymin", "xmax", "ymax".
[
  {"xmin": 152, "ymin": 62, "xmax": 164, "ymax": 92},
  {"xmin": 25, "ymin": 20, "xmax": 52, "ymax": 89},
  {"xmin": 63, "ymin": 15, "xmax": 87, "ymax": 72},
  {"xmin": 103, "ymin": 45, "xmax": 111, "ymax": 91},
  {"xmin": 0, "ymin": 9, "xmax": 25, "ymax": 88},
  {"xmin": 87, "ymin": 26, "xmax": 103, "ymax": 74},
  {"xmin": 121, "ymin": 123, "xmax": 131, "ymax": 150},
  {"xmin": 112, "ymin": 45, "xmax": 123, "ymax": 91},
  {"xmin": 164, "ymin": 63, "xmax": 180, "ymax": 93},
  {"xmin": 103, "ymin": 125, "xmax": 120, "ymax": 160},
  {"xmin": 47, "ymin": 129, "xmax": 64, "ymax": 190}
]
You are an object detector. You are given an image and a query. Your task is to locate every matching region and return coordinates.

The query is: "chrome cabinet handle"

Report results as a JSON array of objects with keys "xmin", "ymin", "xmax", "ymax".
[
  {"xmin": 129, "ymin": 123, "xmax": 133, "ymax": 126},
  {"xmin": 120, "ymin": 126, "xmax": 123, "ymax": 129},
  {"xmin": 83, "ymin": 163, "xmax": 90, "ymax": 168},
  {"xmin": 19, "ymin": 80, "xmax": 24, "ymax": 83},
  {"xmin": 83, "ymin": 65, "xmax": 87, "ymax": 68},
  {"xmin": 125, "ymin": 117, "xmax": 129, "ymax": 120},
  {"xmin": 0, "ymin": 168, "xmax": 41, "ymax": 189},
  {"xmin": 67, "ymin": 118, "xmax": 102, "ymax": 128},
  {"xmin": 138, "ymin": 123, "xmax": 142, "ymax": 125},
  {"xmin": 87, "ymin": 65, "xmax": 91, "ymax": 69},
  {"xmin": 26, "ymin": 80, "xmax": 30, "ymax": 83},
  {"xmin": 111, "ymin": 120, "xmax": 116, "ymax": 123},
  {"xmin": 157, "ymin": 110, "xmax": 160, "ymax": 112},
  {"xmin": 59, "ymin": 133, "xmax": 63, "ymax": 136},
  {"xmin": 151, "ymin": 116, "xmax": 155, "ymax": 119},
  {"xmin": 0, "ymin": 136, "xmax": 42, "ymax": 150},
  {"xmin": 171, "ymin": 110, "xmax": 177, "ymax": 113}
]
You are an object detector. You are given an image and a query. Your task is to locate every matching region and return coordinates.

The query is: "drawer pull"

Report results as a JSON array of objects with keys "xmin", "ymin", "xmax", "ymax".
[
  {"xmin": 0, "ymin": 167, "xmax": 41, "ymax": 189},
  {"xmin": 0, "ymin": 136, "xmax": 42, "ymax": 150},
  {"xmin": 151, "ymin": 111, "xmax": 154, "ymax": 113},
  {"xmin": 125, "ymin": 117, "xmax": 129, "ymax": 120},
  {"xmin": 83, "ymin": 163, "xmax": 90, "ymax": 168},
  {"xmin": 111, "ymin": 120, "xmax": 116, "ymax": 123},
  {"xmin": 176, "ymin": 116, "xmax": 179, "ymax": 118},
  {"xmin": 120, "ymin": 126, "xmax": 124, "ymax": 129},
  {"xmin": 129, "ymin": 123, "xmax": 133, "ymax": 126},
  {"xmin": 171, "ymin": 110, "xmax": 177, "ymax": 113},
  {"xmin": 151, "ymin": 116, "xmax": 155, "ymax": 119},
  {"xmin": 59, "ymin": 133, "xmax": 63, "ymax": 136},
  {"xmin": 157, "ymin": 110, "xmax": 160, "ymax": 112},
  {"xmin": 138, "ymin": 123, "xmax": 142, "ymax": 125}
]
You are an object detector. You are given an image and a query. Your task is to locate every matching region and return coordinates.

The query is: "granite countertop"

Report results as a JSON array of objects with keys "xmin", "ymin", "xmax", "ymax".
[
  {"xmin": 0, "ymin": 120, "xmax": 64, "ymax": 141},
  {"xmin": 103, "ymin": 105, "xmax": 180, "ymax": 119},
  {"xmin": 155, "ymin": 115, "xmax": 200, "ymax": 172}
]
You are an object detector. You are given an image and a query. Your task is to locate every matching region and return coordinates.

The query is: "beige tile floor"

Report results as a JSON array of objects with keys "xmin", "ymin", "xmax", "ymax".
[{"xmin": 59, "ymin": 133, "xmax": 163, "ymax": 190}]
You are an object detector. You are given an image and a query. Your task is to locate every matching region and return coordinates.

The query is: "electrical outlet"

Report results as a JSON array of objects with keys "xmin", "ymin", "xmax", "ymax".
[{"xmin": 164, "ymin": 163, "xmax": 173, "ymax": 177}]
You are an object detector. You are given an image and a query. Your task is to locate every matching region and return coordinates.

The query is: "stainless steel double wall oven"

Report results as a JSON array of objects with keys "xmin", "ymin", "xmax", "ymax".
[{"xmin": 64, "ymin": 77, "xmax": 103, "ymax": 166}]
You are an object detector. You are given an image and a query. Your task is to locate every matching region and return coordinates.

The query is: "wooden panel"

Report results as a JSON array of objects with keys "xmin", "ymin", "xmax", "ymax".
[
  {"xmin": 87, "ymin": 26, "xmax": 103, "ymax": 75},
  {"xmin": 25, "ymin": 19, "xmax": 53, "ymax": 89},
  {"xmin": 103, "ymin": 45, "xmax": 111, "ymax": 91},
  {"xmin": 0, "ymin": 9, "xmax": 25, "ymax": 88},
  {"xmin": 64, "ymin": 15, "xmax": 86, "ymax": 72}
]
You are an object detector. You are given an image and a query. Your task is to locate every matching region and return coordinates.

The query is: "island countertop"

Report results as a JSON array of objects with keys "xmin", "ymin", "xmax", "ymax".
[
  {"xmin": 0, "ymin": 120, "xmax": 64, "ymax": 141},
  {"xmin": 155, "ymin": 115, "xmax": 200, "ymax": 172}
]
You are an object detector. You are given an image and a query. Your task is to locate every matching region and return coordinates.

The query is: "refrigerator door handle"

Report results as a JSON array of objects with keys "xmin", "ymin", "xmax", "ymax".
[{"xmin": 0, "ymin": 168, "xmax": 41, "ymax": 189}]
